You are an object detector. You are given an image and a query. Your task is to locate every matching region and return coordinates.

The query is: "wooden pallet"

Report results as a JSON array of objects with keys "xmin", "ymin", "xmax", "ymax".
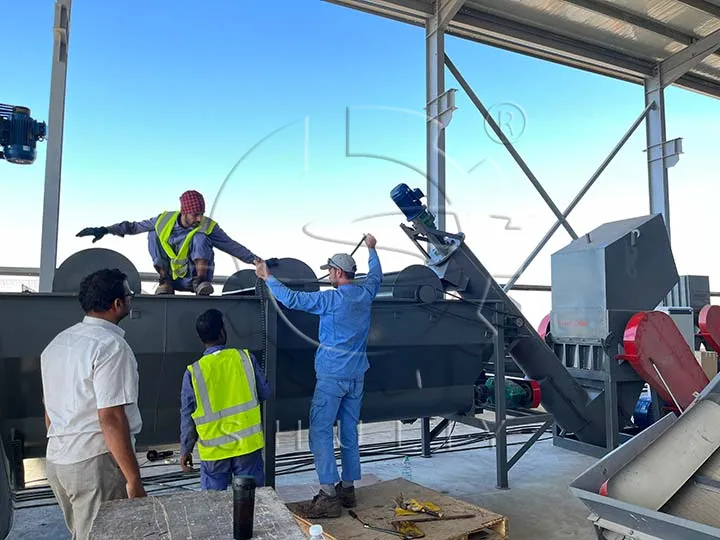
[{"xmin": 287, "ymin": 477, "xmax": 508, "ymax": 539}]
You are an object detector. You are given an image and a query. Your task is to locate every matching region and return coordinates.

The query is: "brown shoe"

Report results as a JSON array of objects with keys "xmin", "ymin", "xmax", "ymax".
[
  {"xmin": 335, "ymin": 482, "xmax": 356, "ymax": 508},
  {"xmin": 296, "ymin": 490, "xmax": 342, "ymax": 519},
  {"xmin": 155, "ymin": 282, "xmax": 174, "ymax": 295},
  {"xmin": 194, "ymin": 281, "xmax": 214, "ymax": 296}
]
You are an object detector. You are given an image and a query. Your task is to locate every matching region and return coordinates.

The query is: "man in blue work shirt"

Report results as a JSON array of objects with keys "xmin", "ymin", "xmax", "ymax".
[
  {"xmin": 76, "ymin": 190, "xmax": 263, "ymax": 296},
  {"xmin": 179, "ymin": 308, "xmax": 270, "ymax": 489},
  {"xmin": 254, "ymin": 234, "xmax": 382, "ymax": 519}
]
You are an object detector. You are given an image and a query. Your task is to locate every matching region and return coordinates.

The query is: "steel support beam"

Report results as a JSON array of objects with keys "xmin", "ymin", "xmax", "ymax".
[
  {"xmin": 644, "ymin": 78, "xmax": 677, "ymax": 237},
  {"xmin": 658, "ymin": 28, "xmax": 720, "ymax": 89},
  {"xmin": 676, "ymin": 0, "xmax": 720, "ymax": 19},
  {"xmin": 445, "ymin": 54, "xmax": 578, "ymax": 240},
  {"xmin": 566, "ymin": 0, "xmax": 710, "ymax": 48},
  {"xmin": 39, "ymin": 0, "xmax": 72, "ymax": 293},
  {"xmin": 425, "ymin": 1, "xmax": 462, "ymax": 231},
  {"xmin": 434, "ymin": 0, "xmax": 466, "ymax": 34},
  {"xmin": 425, "ymin": 23, "xmax": 446, "ymax": 230},
  {"xmin": 503, "ymin": 102, "xmax": 653, "ymax": 292},
  {"xmin": 493, "ymin": 311, "xmax": 508, "ymax": 489}
]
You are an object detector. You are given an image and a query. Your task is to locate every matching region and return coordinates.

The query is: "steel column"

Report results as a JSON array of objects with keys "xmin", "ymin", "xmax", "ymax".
[
  {"xmin": 262, "ymin": 294, "xmax": 278, "ymax": 488},
  {"xmin": 644, "ymin": 78, "xmax": 671, "ymax": 236},
  {"xmin": 503, "ymin": 103, "xmax": 653, "ymax": 292},
  {"xmin": 39, "ymin": 0, "xmax": 72, "ymax": 293},
  {"xmin": 425, "ymin": 14, "xmax": 447, "ymax": 231},
  {"xmin": 420, "ymin": 417, "xmax": 432, "ymax": 457},
  {"xmin": 493, "ymin": 310, "xmax": 508, "ymax": 489},
  {"xmin": 445, "ymin": 55, "xmax": 578, "ymax": 240}
]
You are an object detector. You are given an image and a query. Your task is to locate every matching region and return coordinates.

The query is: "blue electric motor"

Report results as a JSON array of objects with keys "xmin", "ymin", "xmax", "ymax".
[
  {"xmin": 634, "ymin": 393, "xmax": 655, "ymax": 430},
  {"xmin": 0, "ymin": 104, "xmax": 47, "ymax": 165},
  {"xmin": 390, "ymin": 183, "xmax": 437, "ymax": 229}
]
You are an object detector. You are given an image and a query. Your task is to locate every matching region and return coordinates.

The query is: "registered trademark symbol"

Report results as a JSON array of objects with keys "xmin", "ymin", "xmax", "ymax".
[{"xmin": 484, "ymin": 102, "xmax": 527, "ymax": 144}]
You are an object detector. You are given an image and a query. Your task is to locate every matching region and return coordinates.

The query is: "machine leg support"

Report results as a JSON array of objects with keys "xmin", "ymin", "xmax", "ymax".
[
  {"xmin": 420, "ymin": 417, "xmax": 451, "ymax": 458},
  {"xmin": 506, "ymin": 420, "xmax": 553, "ymax": 471},
  {"xmin": 421, "ymin": 418, "xmax": 431, "ymax": 458},
  {"xmin": 9, "ymin": 430, "xmax": 25, "ymax": 491}
]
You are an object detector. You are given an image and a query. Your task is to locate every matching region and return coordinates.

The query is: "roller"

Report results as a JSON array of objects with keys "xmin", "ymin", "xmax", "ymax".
[
  {"xmin": 53, "ymin": 248, "xmax": 142, "ymax": 294},
  {"xmin": 222, "ymin": 258, "xmax": 319, "ymax": 295},
  {"xmin": 376, "ymin": 265, "xmax": 443, "ymax": 303}
]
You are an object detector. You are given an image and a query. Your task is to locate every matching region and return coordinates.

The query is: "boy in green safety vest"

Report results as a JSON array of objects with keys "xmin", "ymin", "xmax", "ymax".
[
  {"xmin": 179, "ymin": 308, "xmax": 270, "ymax": 489},
  {"xmin": 76, "ymin": 190, "xmax": 268, "ymax": 296}
]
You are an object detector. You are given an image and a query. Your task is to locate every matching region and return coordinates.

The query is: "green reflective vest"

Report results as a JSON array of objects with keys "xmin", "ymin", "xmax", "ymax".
[
  {"xmin": 188, "ymin": 348, "xmax": 265, "ymax": 461},
  {"xmin": 154, "ymin": 211, "xmax": 217, "ymax": 280}
]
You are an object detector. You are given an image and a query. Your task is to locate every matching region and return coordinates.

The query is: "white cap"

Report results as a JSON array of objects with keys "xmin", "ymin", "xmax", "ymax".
[{"xmin": 309, "ymin": 524, "xmax": 324, "ymax": 536}]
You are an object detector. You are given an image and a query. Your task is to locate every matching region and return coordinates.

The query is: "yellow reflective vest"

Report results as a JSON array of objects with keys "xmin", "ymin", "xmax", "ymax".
[
  {"xmin": 188, "ymin": 348, "xmax": 265, "ymax": 461},
  {"xmin": 154, "ymin": 211, "xmax": 217, "ymax": 280}
]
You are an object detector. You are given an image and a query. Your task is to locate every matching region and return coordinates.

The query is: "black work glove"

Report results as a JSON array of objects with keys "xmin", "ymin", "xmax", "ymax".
[
  {"xmin": 266, "ymin": 257, "xmax": 279, "ymax": 267},
  {"xmin": 76, "ymin": 226, "xmax": 108, "ymax": 243}
]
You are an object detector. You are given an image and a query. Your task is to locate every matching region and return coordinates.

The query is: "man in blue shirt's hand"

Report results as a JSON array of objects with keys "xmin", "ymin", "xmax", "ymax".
[
  {"xmin": 254, "ymin": 234, "xmax": 383, "ymax": 519},
  {"xmin": 179, "ymin": 308, "xmax": 270, "ymax": 490},
  {"xmin": 76, "ymin": 190, "xmax": 265, "ymax": 296}
]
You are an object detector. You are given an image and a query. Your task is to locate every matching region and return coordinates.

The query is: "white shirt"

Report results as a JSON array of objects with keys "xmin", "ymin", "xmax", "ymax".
[{"xmin": 41, "ymin": 316, "xmax": 143, "ymax": 464}]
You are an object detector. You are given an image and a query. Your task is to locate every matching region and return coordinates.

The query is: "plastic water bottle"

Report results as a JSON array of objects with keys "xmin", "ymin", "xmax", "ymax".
[
  {"xmin": 309, "ymin": 524, "xmax": 325, "ymax": 539},
  {"xmin": 401, "ymin": 456, "xmax": 413, "ymax": 481}
]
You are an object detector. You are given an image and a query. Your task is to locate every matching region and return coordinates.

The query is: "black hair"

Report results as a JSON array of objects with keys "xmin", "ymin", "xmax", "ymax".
[
  {"xmin": 78, "ymin": 268, "xmax": 128, "ymax": 313},
  {"xmin": 196, "ymin": 308, "xmax": 225, "ymax": 344}
]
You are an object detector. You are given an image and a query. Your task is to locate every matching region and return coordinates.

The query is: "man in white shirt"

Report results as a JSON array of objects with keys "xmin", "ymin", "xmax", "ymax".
[{"xmin": 41, "ymin": 268, "xmax": 146, "ymax": 540}]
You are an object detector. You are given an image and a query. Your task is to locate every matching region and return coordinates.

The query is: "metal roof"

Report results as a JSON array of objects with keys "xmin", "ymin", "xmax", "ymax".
[{"xmin": 324, "ymin": 0, "xmax": 720, "ymax": 99}]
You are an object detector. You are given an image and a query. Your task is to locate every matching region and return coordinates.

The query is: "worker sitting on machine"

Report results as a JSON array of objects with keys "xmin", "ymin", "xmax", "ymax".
[
  {"xmin": 179, "ymin": 308, "xmax": 270, "ymax": 489},
  {"xmin": 254, "ymin": 234, "xmax": 382, "ymax": 519},
  {"xmin": 76, "ymin": 190, "xmax": 263, "ymax": 296}
]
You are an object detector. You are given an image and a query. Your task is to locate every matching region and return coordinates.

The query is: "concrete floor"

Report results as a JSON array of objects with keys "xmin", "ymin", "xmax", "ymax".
[{"xmin": 6, "ymin": 419, "xmax": 599, "ymax": 539}]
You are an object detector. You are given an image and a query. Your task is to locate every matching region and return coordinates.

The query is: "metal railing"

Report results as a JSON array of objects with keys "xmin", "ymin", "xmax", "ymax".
[{"xmin": 0, "ymin": 266, "xmax": 556, "ymax": 292}]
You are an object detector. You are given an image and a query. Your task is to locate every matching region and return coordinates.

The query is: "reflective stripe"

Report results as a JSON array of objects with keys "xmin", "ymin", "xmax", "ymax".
[
  {"xmin": 199, "ymin": 423, "xmax": 264, "ymax": 447},
  {"xmin": 190, "ymin": 349, "xmax": 259, "ymax": 426},
  {"xmin": 198, "ymin": 217, "xmax": 214, "ymax": 234},
  {"xmin": 155, "ymin": 211, "xmax": 176, "ymax": 234}
]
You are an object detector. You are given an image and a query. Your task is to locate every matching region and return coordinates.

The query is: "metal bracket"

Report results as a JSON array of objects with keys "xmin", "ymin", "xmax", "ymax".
[
  {"xmin": 426, "ymin": 0, "xmax": 467, "ymax": 37},
  {"xmin": 645, "ymin": 137, "xmax": 683, "ymax": 168},
  {"xmin": 426, "ymin": 88, "xmax": 457, "ymax": 129},
  {"xmin": 589, "ymin": 513, "xmax": 664, "ymax": 540}
]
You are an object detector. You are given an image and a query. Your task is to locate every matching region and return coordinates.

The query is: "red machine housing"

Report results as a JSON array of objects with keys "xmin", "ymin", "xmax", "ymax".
[
  {"xmin": 619, "ymin": 310, "xmax": 709, "ymax": 412},
  {"xmin": 538, "ymin": 313, "xmax": 551, "ymax": 341},
  {"xmin": 699, "ymin": 304, "xmax": 720, "ymax": 355}
]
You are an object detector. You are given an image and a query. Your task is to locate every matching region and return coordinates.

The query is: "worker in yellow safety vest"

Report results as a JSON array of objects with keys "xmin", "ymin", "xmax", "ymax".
[
  {"xmin": 76, "ymin": 190, "xmax": 266, "ymax": 295},
  {"xmin": 179, "ymin": 308, "xmax": 269, "ymax": 489}
]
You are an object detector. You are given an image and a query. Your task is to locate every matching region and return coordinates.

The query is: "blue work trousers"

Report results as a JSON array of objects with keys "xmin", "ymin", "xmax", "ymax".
[
  {"xmin": 147, "ymin": 230, "xmax": 215, "ymax": 291},
  {"xmin": 309, "ymin": 377, "xmax": 364, "ymax": 485},
  {"xmin": 200, "ymin": 450, "xmax": 265, "ymax": 490}
]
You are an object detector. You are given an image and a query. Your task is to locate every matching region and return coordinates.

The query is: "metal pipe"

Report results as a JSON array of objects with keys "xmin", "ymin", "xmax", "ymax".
[
  {"xmin": 444, "ymin": 54, "xmax": 578, "ymax": 240},
  {"xmin": 503, "ymin": 102, "xmax": 654, "ymax": 292}
]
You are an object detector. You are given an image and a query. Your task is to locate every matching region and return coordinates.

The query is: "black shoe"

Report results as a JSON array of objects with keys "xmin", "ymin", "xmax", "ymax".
[
  {"xmin": 335, "ymin": 482, "xmax": 356, "ymax": 508},
  {"xmin": 297, "ymin": 490, "xmax": 342, "ymax": 519}
]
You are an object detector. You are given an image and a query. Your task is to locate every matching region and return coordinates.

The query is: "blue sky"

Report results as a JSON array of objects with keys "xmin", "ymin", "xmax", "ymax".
[{"xmin": 2, "ymin": 0, "xmax": 719, "ymax": 325}]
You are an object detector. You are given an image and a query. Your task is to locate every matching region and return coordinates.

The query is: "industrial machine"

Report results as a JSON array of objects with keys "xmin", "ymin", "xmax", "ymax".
[
  {"xmin": 0, "ymin": 104, "xmax": 47, "ymax": 165},
  {"xmin": 0, "ymin": 183, "xmax": 716, "ymax": 539},
  {"xmin": 541, "ymin": 215, "xmax": 709, "ymax": 455},
  {"xmin": 571, "ymin": 373, "xmax": 720, "ymax": 540}
]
